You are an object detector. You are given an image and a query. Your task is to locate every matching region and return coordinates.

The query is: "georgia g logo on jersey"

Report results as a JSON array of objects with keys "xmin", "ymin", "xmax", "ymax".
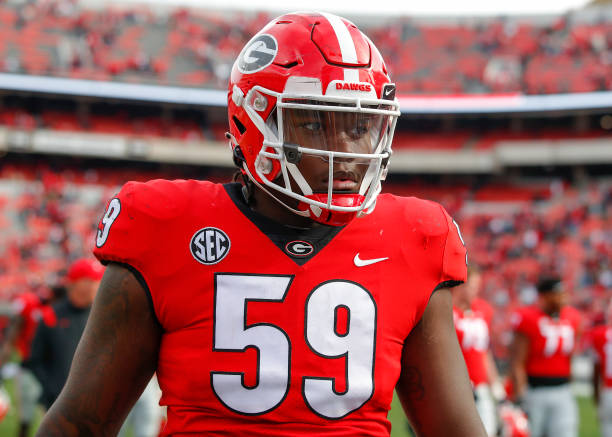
[
  {"xmin": 285, "ymin": 240, "xmax": 314, "ymax": 257},
  {"xmin": 237, "ymin": 34, "xmax": 278, "ymax": 74},
  {"xmin": 190, "ymin": 227, "xmax": 231, "ymax": 265}
]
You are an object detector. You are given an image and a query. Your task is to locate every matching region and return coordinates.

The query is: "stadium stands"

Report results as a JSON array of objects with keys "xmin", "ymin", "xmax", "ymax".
[
  {"xmin": 0, "ymin": 101, "xmax": 209, "ymax": 141},
  {"xmin": 0, "ymin": 96, "xmax": 609, "ymax": 153},
  {"xmin": 0, "ymin": 2, "xmax": 610, "ymax": 94}
]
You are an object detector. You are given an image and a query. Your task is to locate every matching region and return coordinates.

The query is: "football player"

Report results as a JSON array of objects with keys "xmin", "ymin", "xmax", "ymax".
[
  {"xmin": 510, "ymin": 275, "xmax": 582, "ymax": 437},
  {"xmin": 589, "ymin": 300, "xmax": 612, "ymax": 437},
  {"xmin": 0, "ymin": 290, "xmax": 56, "ymax": 437},
  {"xmin": 35, "ymin": 12, "xmax": 486, "ymax": 437},
  {"xmin": 453, "ymin": 266, "xmax": 504, "ymax": 436}
]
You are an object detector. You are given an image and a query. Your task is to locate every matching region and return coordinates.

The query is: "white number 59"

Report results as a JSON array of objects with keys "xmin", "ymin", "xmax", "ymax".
[{"xmin": 211, "ymin": 274, "xmax": 376, "ymax": 419}]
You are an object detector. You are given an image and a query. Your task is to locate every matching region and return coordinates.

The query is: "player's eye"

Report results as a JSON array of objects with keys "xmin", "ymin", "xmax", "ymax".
[
  {"xmin": 300, "ymin": 121, "xmax": 323, "ymax": 133},
  {"xmin": 348, "ymin": 122, "xmax": 370, "ymax": 139}
]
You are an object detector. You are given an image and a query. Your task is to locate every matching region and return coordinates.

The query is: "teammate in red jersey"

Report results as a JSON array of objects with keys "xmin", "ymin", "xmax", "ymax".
[
  {"xmin": 36, "ymin": 12, "xmax": 486, "ymax": 437},
  {"xmin": 510, "ymin": 276, "xmax": 582, "ymax": 437},
  {"xmin": 589, "ymin": 300, "xmax": 612, "ymax": 437},
  {"xmin": 0, "ymin": 291, "xmax": 56, "ymax": 437},
  {"xmin": 453, "ymin": 266, "xmax": 504, "ymax": 436}
]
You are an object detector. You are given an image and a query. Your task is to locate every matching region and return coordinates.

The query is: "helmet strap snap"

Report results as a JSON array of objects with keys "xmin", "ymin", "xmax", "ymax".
[
  {"xmin": 283, "ymin": 143, "xmax": 302, "ymax": 164},
  {"xmin": 232, "ymin": 145, "xmax": 246, "ymax": 167}
]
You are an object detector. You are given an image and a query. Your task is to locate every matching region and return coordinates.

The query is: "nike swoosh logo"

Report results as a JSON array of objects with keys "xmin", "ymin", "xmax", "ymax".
[
  {"xmin": 384, "ymin": 87, "xmax": 394, "ymax": 96},
  {"xmin": 354, "ymin": 253, "xmax": 389, "ymax": 267}
]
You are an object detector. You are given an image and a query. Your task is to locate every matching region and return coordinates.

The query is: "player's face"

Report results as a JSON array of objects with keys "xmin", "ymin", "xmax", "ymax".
[
  {"xmin": 542, "ymin": 290, "xmax": 566, "ymax": 315},
  {"xmin": 283, "ymin": 108, "xmax": 385, "ymax": 193},
  {"xmin": 453, "ymin": 273, "xmax": 481, "ymax": 308},
  {"xmin": 67, "ymin": 278, "xmax": 99, "ymax": 308},
  {"xmin": 464, "ymin": 272, "xmax": 482, "ymax": 303}
]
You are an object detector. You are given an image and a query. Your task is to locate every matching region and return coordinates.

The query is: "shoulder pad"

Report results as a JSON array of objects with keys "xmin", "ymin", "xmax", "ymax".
[
  {"xmin": 378, "ymin": 194, "xmax": 467, "ymax": 286},
  {"xmin": 512, "ymin": 306, "xmax": 538, "ymax": 334},
  {"xmin": 92, "ymin": 179, "xmax": 200, "ymax": 269}
]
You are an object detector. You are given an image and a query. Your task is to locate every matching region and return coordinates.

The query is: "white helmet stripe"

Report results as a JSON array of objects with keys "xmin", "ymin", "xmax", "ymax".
[{"xmin": 320, "ymin": 12, "xmax": 359, "ymax": 83}]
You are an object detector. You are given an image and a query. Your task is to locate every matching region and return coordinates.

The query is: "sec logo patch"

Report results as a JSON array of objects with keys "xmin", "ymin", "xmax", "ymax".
[
  {"xmin": 191, "ymin": 227, "xmax": 231, "ymax": 265},
  {"xmin": 237, "ymin": 34, "xmax": 278, "ymax": 74}
]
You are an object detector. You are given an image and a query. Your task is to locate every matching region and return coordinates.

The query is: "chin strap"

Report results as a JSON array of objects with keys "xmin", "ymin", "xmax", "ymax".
[
  {"xmin": 227, "ymin": 132, "xmax": 248, "ymax": 170},
  {"xmin": 242, "ymin": 162, "xmax": 311, "ymax": 218}
]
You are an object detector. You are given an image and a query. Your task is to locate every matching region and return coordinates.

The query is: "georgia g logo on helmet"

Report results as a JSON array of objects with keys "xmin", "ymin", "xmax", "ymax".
[{"xmin": 237, "ymin": 34, "xmax": 278, "ymax": 74}]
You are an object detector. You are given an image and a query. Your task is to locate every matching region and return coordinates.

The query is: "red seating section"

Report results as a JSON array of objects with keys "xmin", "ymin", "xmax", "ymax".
[{"xmin": 0, "ymin": 3, "xmax": 609, "ymax": 94}]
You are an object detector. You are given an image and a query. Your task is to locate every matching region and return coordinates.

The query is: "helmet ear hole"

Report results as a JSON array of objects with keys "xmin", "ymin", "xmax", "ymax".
[{"xmin": 232, "ymin": 116, "xmax": 247, "ymax": 137}]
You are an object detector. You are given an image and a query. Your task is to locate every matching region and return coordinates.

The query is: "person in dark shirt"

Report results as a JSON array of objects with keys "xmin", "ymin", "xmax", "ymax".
[{"xmin": 26, "ymin": 258, "xmax": 103, "ymax": 409}]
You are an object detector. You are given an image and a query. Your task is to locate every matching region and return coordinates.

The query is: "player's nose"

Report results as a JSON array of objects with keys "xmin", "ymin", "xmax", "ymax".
[{"xmin": 331, "ymin": 132, "xmax": 362, "ymax": 162}]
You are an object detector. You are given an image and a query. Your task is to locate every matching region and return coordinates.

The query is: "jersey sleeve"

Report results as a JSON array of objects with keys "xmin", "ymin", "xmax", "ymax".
[
  {"xmin": 438, "ymin": 205, "xmax": 467, "ymax": 286},
  {"xmin": 571, "ymin": 308, "xmax": 583, "ymax": 337},
  {"xmin": 93, "ymin": 179, "xmax": 189, "ymax": 276},
  {"xmin": 586, "ymin": 327, "xmax": 601, "ymax": 362},
  {"xmin": 511, "ymin": 308, "xmax": 533, "ymax": 336},
  {"xmin": 93, "ymin": 181, "xmax": 150, "ymax": 270},
  {"xmin": 397, "ymin": 198, "xmax": 468, "ymax": 329},
  {"xmin": 474, "ymin": 298, "xmax": 494, "ymax": 327}
]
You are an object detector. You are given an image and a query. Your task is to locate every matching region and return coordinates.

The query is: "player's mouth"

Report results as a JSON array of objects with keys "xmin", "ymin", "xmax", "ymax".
[
  {"xmin": 321, "ymin": 171, "xmax": 360, "ymax": 192},
  {"xmin": 332, "ymin": 178, "xmax": 359, "ymax": 191}
]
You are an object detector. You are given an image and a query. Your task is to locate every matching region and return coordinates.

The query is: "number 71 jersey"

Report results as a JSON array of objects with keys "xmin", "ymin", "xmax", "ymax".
[
  {"xmin": 511, "ymin": 305, "xmax": 581, "ymax": 378},
  {"xmin": 93, "ymin": 179, "xmax": 467, "ymax": 436}
]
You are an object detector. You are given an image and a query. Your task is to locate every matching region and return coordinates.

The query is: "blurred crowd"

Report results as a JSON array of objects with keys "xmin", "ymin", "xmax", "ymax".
[
  {"xmin": 0, "ymin": 164, "xmax": 610, "ymax": 365},
  {"xmin": 0, "ymin": 100, "xmax": 607, "ymax": 148},
  {"xmin": 0, "ymin": 0, "xmax": 610, "ymax": 94},
  {"xmin": 0, "ymin": 164, "xmax": 173, "ymax": 301},
  {"xmin": 458, "ymin": 182, "xmax": 612, "ymax": 361},
  {"xmin": 392, "ymin": 178, "xmax": 612, "ymax": 361},
  {"xmin": 0, "ymin": 105, "xmax": 211, "ymax": 142}
]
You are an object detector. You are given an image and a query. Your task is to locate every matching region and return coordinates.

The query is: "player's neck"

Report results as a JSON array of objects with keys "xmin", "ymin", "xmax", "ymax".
[
  {"xmin": 455, "ymin": 300, "xmax": 471, "ymax": 311},
  {"xmin": 249, "ymin": 185, "xmax": 320, "ymax": 230},
  {"xmin": 538, "ymin": 302, "xmax": 561, "ymax": 318}
]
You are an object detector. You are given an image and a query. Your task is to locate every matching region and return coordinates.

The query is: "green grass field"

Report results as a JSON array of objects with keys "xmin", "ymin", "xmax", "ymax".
[{"xmin": 0, "ymin": 381, "xmax": 601, "ymax": 437}]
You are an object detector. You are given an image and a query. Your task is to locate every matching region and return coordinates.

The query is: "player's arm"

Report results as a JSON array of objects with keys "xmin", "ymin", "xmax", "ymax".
[
  {"xmin": 510, "ymin": 331, "xmax": 529, "ymax": 402},
  {"xmin": 486, "ymin": 350, "xmax": 500, "ymax": 383},
  {"xmin": 593, "ymin": 358, "xmax": 601, "ymax": 405},
  {"xmin": 35, "ymin": 263, "xmax": 162, "ymax": 437},
  {"xmin": 486, "ymin": 350, "xmax": 506, "ymax": 401},
  {"xmin": 396, "ymin": 287, "xmax": 487, "ymax": 437}
]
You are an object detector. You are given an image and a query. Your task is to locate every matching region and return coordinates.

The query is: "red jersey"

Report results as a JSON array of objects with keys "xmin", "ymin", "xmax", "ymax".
[
  {"xmin": 93, "ymin": 180, "xmax": 467, "ymax": 436},
  {"xmin": 12, "ymin": 292, "xmax": 56, "ymax": 360},
  {"xmin": 590, "ymin": 325, "xmax": 612, "ymax": 388},
  {"xmin": 511, "ymin": 305, "xmax": 581, "ymax": 378},
  {"xmin": 454, "ymin": 298, "xmax": 493, "ymax": 386}
]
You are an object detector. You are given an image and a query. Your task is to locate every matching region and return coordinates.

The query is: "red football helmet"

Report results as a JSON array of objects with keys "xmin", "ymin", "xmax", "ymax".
[{"xmin": 227, "ymin": 12, "xmax": 400, "ymax": 226}]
